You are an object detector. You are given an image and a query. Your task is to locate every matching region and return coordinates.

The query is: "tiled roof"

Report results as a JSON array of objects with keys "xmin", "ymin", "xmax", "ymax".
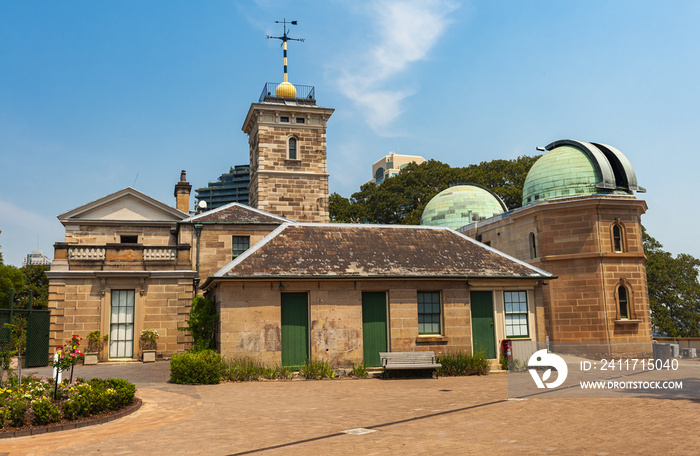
[
  {"xmin": 181, "ymin": 203, "xmax": 290, "ymax": 224},
  {"xmin": 213, "ymin": 223, "xmax": 552, "ymax": 280}
]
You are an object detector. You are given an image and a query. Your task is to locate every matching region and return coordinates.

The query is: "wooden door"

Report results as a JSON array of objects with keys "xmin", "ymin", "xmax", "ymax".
[
  {"xmin": 470, "ymin": 291, "xmax": 496, "ymax": 359},
  {"xmin": 362, "ymin": 292, "xmax": 388, "ymax": 367},
  {"xmin": 281, "ymin": 293, "xmax": 309, "ymax": 368}
]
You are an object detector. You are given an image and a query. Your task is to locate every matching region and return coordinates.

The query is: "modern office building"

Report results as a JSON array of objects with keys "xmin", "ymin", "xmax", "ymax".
[
  {"xmin": 22, "ymin": 250, "xmax": 52, "ymax": 267},
  {"xmin": 194, "ymin": 164, "xmax": 250, "ymax": 211},
  {"xmin": 370, "ymin": 152, "xmax": 426, "ymax": 185}
]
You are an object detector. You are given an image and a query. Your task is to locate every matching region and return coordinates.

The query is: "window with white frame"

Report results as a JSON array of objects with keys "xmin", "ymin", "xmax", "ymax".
[
  {"xmin": 504, "ymin": 291, "xmax": 529, "ymax": 337},
  {"xmin": 110, "ymin": 289, "xmax": 135, "ymax": 358}
]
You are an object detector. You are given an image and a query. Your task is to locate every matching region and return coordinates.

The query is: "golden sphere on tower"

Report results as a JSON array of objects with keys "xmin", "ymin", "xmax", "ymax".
[{"xmin": 275, "ymin": 81, "xmax": 297, "ymax": 98}]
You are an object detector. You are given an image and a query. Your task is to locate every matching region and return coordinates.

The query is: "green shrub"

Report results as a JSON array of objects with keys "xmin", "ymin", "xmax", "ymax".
[
  {"xmin": 179, "ymin": 296, "xmax": 218, "ymax": 352},
  {"xmin": 507, "ymin": 358, "xmax": 526, "ymax": 372},
  {"xmin": 61, "ymin": 396, "xmax": 81, "ymax": 421},
  {"xmin": 31, "ymin": 397, "xmax": 61, "ymax": 425},
  {"xmin": 170, "ymin": 350, "xmax": 223, "ymax": 384},
  {"xmin": 221, "ymin": 357, "xmax": 294, "ymax": 381},
  {"xmin": 438, "ymin": 351, "xmax": 491, "ymax": 376},
  {"xmin": 300, "ymin": 359, "xmax": 336, "ymax": 380},
  {"xmin": 273, "ymin": 364, "xmax": 293, "ymax": 380},
  {"xmin": 59, "ymin": 377, "xmax": 136, "ymax": 418},
  {"xmin": 5, "ymin": 395, "xmax": 28, "ymax": 427},
  {"xmin": 106, "ymin": 378, "xmax": 137, "ymax": 407},
  {"xmin": 499, "ymin": 354, "xmax": 509, "ymax": 371},
  {"xmin": 351, "ymin": 362, "xmax": 368, "ymax": 378},
  {"xmin": 222, "ymin": 357, "xmax": 263, "ymax": 382}
]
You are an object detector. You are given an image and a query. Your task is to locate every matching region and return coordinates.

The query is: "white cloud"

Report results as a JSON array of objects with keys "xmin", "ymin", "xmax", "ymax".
[{"xmin": 335, "ymin": 0, "xmax": 457, "ymax": 133}]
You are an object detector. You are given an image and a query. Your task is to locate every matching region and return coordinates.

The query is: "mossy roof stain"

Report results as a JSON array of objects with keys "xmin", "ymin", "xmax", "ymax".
[{"xmin": 214, "ymin": 224, "xmax": 551, "ymax": 279}]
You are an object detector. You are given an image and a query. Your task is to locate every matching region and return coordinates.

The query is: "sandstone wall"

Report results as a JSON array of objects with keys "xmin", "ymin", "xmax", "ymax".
[
  {"xmin": 215, "ymin": 279, "xmax": 543, "ymax": 367},
  {"xmin": 48, "ymin": 273, "xmax": 193, "ymax": 361}
]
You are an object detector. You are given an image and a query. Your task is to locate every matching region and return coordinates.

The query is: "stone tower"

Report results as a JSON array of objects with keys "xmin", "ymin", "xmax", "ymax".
[
  {"xmin": 242, "ymin": 21, "xmax": 333, "ymax": 223},
  {"xmin": 242, "ymin": 85, "xmax": 333, "ymax": 223},
  {"xmin": 456, "ymin": 139, "xmax": 652, "ymax": 354}
]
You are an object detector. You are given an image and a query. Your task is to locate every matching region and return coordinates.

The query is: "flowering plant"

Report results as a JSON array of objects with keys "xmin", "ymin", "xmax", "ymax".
[
  {"xmin": 140, "ymin": 329, "xmax": 159, "ymax": 350},
  {"xmin": 53, "ymin": 335, "xmax": 84, "ymax": 372}
]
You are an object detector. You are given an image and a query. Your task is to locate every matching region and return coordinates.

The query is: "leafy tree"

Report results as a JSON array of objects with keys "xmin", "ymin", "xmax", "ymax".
[
  {"xmin": 329, "ymin": 156, "xmax": 540, "ymax": 225},
  {"xmin": 0, "ymin": 264, "xmax": 50, "ymax": 309},
  {"xmin": 644, "ymin": 227, "xmax": 700, "ymax": 337},
  {"xmin": 18, "ymin": 265, "xmax": 50, "ymax": 308},
  {"xmin": 0, "ymin": 264, "xmax": 23, "ymax": 308}
]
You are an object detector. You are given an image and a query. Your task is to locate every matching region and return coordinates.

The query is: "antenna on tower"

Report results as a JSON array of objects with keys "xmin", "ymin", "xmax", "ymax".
[{"xmin": 266, "ymin": 19, "xmax": 304, "ymax": 84}]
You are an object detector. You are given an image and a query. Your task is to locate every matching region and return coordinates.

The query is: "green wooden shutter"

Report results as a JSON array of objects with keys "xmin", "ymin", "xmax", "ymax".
[
  {"xmin": 362, "ymin": 292, "xmax": 388, "ymax": 367},
  {"xmin": 281, "ymin": 293, "xmax": 309, "ymax": 368}
]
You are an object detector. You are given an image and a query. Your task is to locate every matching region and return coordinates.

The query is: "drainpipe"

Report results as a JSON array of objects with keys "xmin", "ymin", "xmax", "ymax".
[
  {"xmin": 193, "ymin": 223, "xmax": 203, "ymax": 293},
  {"xmin": 597, "ymin": 202, "xmax": 613, "ymax": 357}
]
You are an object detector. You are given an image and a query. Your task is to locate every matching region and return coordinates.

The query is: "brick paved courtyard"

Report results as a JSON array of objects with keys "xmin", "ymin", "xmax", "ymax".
[{"xmin": 2, "ymin": 362, "xmax": 699, "ymax": 455}]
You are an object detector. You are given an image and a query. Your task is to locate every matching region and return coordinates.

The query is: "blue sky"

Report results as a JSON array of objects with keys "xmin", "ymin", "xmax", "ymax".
[{"xmin": 1, "ymin": 0, "xmax": 699, "ymax": 266}]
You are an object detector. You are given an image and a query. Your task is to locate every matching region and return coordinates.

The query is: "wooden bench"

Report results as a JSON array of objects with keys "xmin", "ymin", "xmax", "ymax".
[{"xmin": 379, "ymin": 351, "xmax": 442, "ymax": 379}]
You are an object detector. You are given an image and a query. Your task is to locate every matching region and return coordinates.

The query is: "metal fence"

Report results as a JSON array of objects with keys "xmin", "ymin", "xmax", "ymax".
[
  {"xmin": 1, "ymin": 289, "xmax": 51, "ymax": 368},
  {"xmin": 258, "ymin": 82, "xmax": 316, "ymax": 103}
]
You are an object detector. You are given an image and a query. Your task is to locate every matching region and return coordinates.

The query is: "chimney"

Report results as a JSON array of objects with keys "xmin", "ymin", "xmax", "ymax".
[{"xmin": 174, "ymin": 170, "xmax": 192, "ymax": 213}]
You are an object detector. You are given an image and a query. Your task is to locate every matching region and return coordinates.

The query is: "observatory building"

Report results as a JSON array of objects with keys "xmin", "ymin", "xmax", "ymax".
[{"xmin": 45, "ymin": 22, "xmax": 652, "ymax": 366}]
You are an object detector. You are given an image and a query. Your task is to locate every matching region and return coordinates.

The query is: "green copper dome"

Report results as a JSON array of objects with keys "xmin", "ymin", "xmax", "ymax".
[
  {"xmin": 421, "ymin": 184, "xmax": 507, "ymax": 230},
  {"xmin": 523, "ymin": 146, "xmax": 601, "ymax": 205},
  {"xmin": 522, "ymin": 140, "xmax": 644, "ymax": 206}
]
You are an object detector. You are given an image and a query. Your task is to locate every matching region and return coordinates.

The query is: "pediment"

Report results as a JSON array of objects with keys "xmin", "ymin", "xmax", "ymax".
[
  {"xmin": 59, "ymin": 187, "xmax": 187, "ymax": 223},
  {"xmin": 182, "ymin": 202, "xmax": 290, "ymax": 224}
]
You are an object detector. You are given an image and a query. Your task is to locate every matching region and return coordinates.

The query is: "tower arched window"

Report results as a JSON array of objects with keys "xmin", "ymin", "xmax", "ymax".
[
  {"xmin": 618, "ymin": 286, "xmax": 629, "ymax": 319},
  {"xmin": 529, "ymin": 232, "xmax": 537, "ymax": 259},
  {"xmin": 615, "ymin": 279, "xmax": 634, "ymax": 321},
  {"xmin": 613, "ymin": 225, "xmax": 622, "ymax": 252},
  {"xmin": 288, "ymin": 137, "xmax": 297, "ymax": 160},
  {"xmin": 611, "ymin": 219, "xmax": 626, "ymax": 253}
]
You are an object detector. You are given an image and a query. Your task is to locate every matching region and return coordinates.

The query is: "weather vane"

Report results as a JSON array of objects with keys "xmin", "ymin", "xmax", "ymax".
[{"xmin": 267, "ymin": 19, "xmax": 304, "ymax": 84}]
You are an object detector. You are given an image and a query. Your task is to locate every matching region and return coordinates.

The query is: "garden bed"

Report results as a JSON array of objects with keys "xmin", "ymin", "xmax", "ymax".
[
  {"xmin": 0, "ymin": 374, "xmax": 138, "ymax": 436},
  {"xmin": 0, "ymin": 397, "xmax": 141, "ymax": 438}
]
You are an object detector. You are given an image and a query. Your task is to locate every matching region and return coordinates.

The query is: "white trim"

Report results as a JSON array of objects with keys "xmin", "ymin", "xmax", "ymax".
[
  {"xmin": 182, "ymin": 202, "xmax": 293, "ymax": 223},
  {"xmin": 212, "ymin": 223, "xmax": 293, "ymax": 277}
]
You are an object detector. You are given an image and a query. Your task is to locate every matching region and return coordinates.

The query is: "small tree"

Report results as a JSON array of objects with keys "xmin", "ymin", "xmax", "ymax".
[
  {"xmin": 140, "ymin": 329, "xmax": 159, "ymax": 350},
  {"xmin": 179, "ymin": 296, "xmax": 218, "ymax": 352},
  {"xmin": 87, "ymin": 331, "xmax": 108, "ymax": 353}
]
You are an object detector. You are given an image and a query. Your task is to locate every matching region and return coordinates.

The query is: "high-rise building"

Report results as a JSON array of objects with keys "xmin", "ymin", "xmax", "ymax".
[
  {"xmin": 22, "ymin": 250, "xmax": 52, "ymax": 267},
  {"xmin": 194, "ymin": 165, "xmax": 250, "ymax": 211},
  {"xmin": 370, "ymin": 152, "xmax": 426, "ymax": 185}
]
